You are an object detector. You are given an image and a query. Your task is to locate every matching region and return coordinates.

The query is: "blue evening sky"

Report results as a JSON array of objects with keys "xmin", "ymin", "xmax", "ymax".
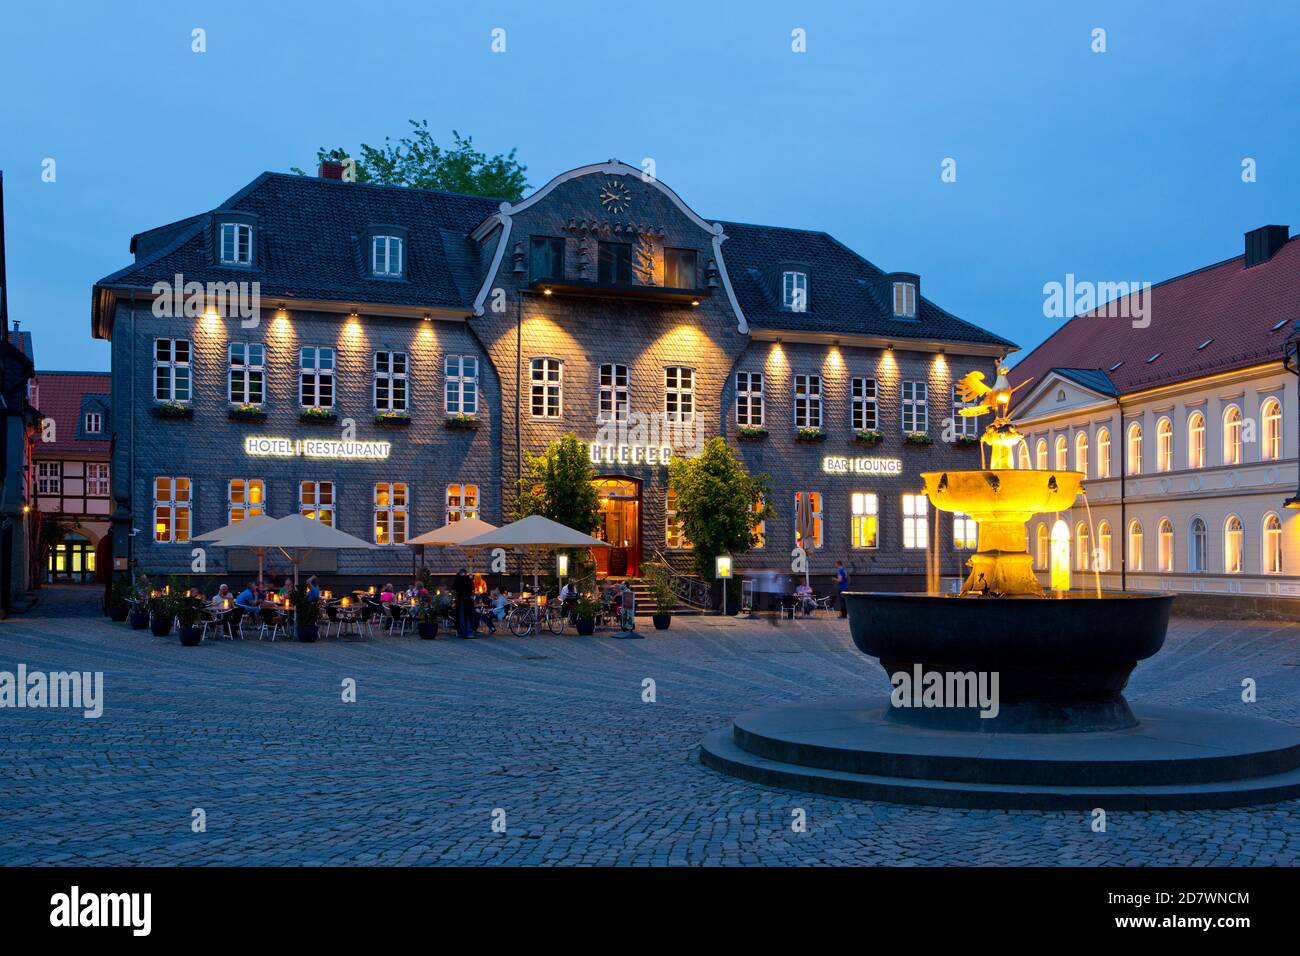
[{"xmin": 1, "ymin": 0, "xmax": 1297, "ymax": 371}]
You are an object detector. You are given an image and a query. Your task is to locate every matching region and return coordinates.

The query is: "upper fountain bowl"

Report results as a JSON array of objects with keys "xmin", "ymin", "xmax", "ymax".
[{"xmin": 922, "ymin": 469, "xmax": 1084, "ymax": 518}]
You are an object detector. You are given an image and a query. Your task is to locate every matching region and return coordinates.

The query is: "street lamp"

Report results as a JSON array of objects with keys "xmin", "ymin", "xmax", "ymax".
[
  {"xmin": 555, "ymin": 553, "xmax": 569, "ymax": 579},
  {"xmin": 715, "ymin": 555, "xmax": 733, "ymax": 616},
  {"xmin": 1284, "ymin": 320, "xmax": 1300, "ymax": 509}
]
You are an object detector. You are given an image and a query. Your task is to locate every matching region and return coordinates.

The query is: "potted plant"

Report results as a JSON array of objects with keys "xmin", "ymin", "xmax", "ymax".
[
  {"xmin": 644, "ymin": 565, "xmax": 676, "ymax": 630},
  {"xmin": 148, "ymin": 591, "xmax": 176, "ymax": 637},
  {"xmin": 445, "ymin": 413, "xmax": 481, "ymax": 431},
  {"xmin": 107, "ymin": 576, "xmax": 132, "ymax": 622},
  {"xmin": 795, "ymin": 426, "xmax": 827, "ymax": 443},
  {"xmin": 176, "ymin": 592, "xmax": 205, "ymax": 647},
  {"xmin": 299, "ymin": 406, "xmax": 338, "ymax": 425},
  {"xmin": 129, "ymin": 583, "xmax": 151, "ymax": 630},
  {"xmin": 415, "ymin": 593, "xmax": 448, "ymax": 640},
  {"xmin": 374, "ymin": 411, "xmax": 411, "ymax": 428},
  {"xmin": 955, "ymin": 433, "xmax": 980, "ymax": 446},
  {"xmin": 573, "ymin": 593, "xmax": 600, "ymax": 636},
  {"xmin": 853, "ymin": 429, "xmax": 883, "ymax": 446},
  {"xmin": 904, "ymin": 431, "xmax": 934, "ymax": 446},
  {"xmin": 291, "ymin": 585, "xmax": 320, "ymax": 642},
  {"xmin": 228, "ymin": 403, "xmax": 268, "ymax": 422},
  {"xmin": 736, "ymin": 425, "xmax": 769, "ymax": 442},
  {"xmin": 151, "ymin": 401, "xmax": 193, "ymax": 420}
]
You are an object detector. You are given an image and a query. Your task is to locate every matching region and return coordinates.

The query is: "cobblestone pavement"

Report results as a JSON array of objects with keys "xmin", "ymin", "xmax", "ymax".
[{"xmin": 0, "ymin": 586, "xmax": 1297, "ymax": 866}]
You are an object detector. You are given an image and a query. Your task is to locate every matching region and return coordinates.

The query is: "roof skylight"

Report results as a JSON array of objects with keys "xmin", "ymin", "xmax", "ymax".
[
  {"xmin": 1197, "ymin": 338, "xmax": 1213, "ymax": 350},
  {"xmin": 1146, "ymin": 352, "xmax": 1162, "ymax": 363},
  {"xmin": 1109, "ymin": 361, "xmax": 1124, "ymax": 371}
]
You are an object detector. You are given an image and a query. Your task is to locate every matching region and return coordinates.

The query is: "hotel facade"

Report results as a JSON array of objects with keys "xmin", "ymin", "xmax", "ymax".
[
  {"xmin": 1011, "ymin": 225, "xmax": 1300, "ymax": 616},
  {"xmin": 92, "ymin": 160, "xmax": 1013, "ymax": 588}
]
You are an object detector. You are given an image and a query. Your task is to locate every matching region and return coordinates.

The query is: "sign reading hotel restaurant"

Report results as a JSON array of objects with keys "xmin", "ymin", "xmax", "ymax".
[
  {"xmin": 244, "ymin": 436, "xmax": 391, "ymax": 461},
  {"xmin": 588, "ymin": 442, "xmax": 673, "ymax": 466},
  {"xmin": 822, "ymin": 455, "xmax": 903, "ymax": 476}
]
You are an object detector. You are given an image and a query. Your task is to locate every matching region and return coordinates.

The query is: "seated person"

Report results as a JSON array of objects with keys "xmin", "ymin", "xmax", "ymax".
[
  {"xmin": 210, "ymin": 584, "xmax": 233, "ymax": 609},
  {"xmin": 305, "ymin": 576, "xmax": 321, "ymax": 602},
  {"xmin": 794, "ymin": 582, "xmax": 816, "ymax": 615},
  {"xmin": 234, "ymin": 582, "xmax": 260, "ymax": 611},
  {"xmin": 379, "ymin": 583, "xmax": 396, "ymax": 604}
]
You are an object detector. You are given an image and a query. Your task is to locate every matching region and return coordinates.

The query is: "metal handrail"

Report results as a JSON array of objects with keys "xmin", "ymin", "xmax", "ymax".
[{"xmin": 645, "ymin": 551, "xmax": 713, "ymax": 609}]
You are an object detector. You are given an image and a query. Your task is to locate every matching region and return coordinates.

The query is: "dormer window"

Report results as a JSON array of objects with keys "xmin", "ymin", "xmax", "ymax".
[
  {"xmin": 84, "ymin": 412, "xmax": 103, "ymax": 434},
  {"xmin": 372, "ymin": 235, "xmax": 404, "ymax": 277},
  {"xmin": 782, "ymin": 271, "xmax": 808, "ymax": 311},
  {"xmin": 219, "ymin": 222, "xmax": 253, "ymax": 265},
  {"xmin": 893, "ymin": 281, "xmax": 917, "ymax": 318}
]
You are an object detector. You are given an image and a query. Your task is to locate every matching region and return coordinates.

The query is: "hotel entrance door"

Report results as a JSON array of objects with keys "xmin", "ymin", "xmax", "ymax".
[{"xmin": 593, "ymin": 478, "xmax": 640, "ymax": 577}]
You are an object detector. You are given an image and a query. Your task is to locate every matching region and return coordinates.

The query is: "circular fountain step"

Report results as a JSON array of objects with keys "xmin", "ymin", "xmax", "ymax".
[{"xmin": 699, "ymin": 696, "xmax": 1300, "ymax": 810}]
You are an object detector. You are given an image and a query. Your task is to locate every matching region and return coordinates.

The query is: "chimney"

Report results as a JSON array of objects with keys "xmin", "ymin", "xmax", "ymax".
[
  {"xmin": 318, "ymin": 159, "xmax": 346, "ymax": 181},
  {"xmin": 1244, "ymin": 224, "xmax": 1289, "ymax": 267}
]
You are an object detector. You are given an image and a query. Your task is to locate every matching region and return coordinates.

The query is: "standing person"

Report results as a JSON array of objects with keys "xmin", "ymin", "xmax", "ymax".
[
  {"xmin": 618, "ymin": 581, "xmax": 636, "ymax": 630},
  {"xmin": 453, "ymin": 568, "xmax": 474, "ymax": 638},
  {"xmin": 835, "ymin": 561, "xmax": 850, "ymax": 618}
]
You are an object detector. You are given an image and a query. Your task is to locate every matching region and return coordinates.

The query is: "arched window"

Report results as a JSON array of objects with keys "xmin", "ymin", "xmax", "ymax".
[
  {"xmin": 1035, "ymin": 523, "xmax": 1049, "ymax": 569},
  {"xmin": 1224, "ymin": 515, "xmax": 1244, "ymax": 573},
  {"xmin": 1157, "ymin": 518, "xmax": 1173, "ymax": 572},
  {"xmin": 1223, "ymin": 405, "xmax": 1242, "ymax": 465},
  {"xmin": 1054, "ymin": 435, "xmax": 1068, "ymax": 471},
  {"xmin": 1126, "ymin": 423, "xmax": 1143, "ymax": 475},
  {"xmin": 1018, "ymin": 443, "xmax": 1031, "ymax": 470},
  {"xmin": 1075, "ymin": 522, "xmax": 1090, "ymax": 571},
  {"xmin": 1096, "ymin": 521, "xmax": 1112, "ymax": 572},
  {"xmin": 1187, "ymin": 411, "xmax": 1205, "ymax": 469},
  {"xmin": 1074, "ymin": 432, "xmax": 1089, "ymax": 478},
  {"xmin": 1035, "ymin": 439, "xmax": 1048, "ymax": 471},
  {"xmin": 1156, "ymin": 417, "xmax": 1173, "ymax": 472},
  {"xmin": 1127, "ymin": 519, "xmax": 1144, "ymax": 571},
  {"xmin": 1262, "ymin": 398, "xmax": 1282, "ymax": 461},
  {"xmin": 1189, "ymin": 517, "xmax": 1208, "ymax": 572},
  {"xmin": 1096, "ymin": 427, "xmax": 1111, "ymax": 478},
  {"xmin": 1263, "ymin": 513, "xmax": 1283, "ymax": 574}
]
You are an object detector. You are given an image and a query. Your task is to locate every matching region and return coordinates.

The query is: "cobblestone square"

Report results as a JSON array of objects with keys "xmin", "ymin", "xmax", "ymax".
[{"xmin": 0, "ymin": 588, "xmax": 1296, "ymax": 866}]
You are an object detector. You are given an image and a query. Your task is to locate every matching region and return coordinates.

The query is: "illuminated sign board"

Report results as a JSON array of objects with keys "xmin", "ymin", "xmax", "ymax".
[
  {"xmin": 244, "ymin": 436, "xmax": 391, "ymax": 461},
  {"xmin": 822, "ymin": 455, "xmax": 903, "ymax": 476},
  {"xmin": 589, "ymin": 443, "xmax": 673, "ymax": 466}
]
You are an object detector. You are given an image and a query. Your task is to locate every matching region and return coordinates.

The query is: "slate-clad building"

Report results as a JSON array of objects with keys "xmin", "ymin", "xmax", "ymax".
[{"xmin": 92, "ymin": 160, "xmax": 1013, "ymax": 588}]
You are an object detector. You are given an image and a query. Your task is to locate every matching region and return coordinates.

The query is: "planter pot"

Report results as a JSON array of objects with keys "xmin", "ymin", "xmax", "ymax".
[
  {"xmin": 299, "ymin": 412, "xmax": 338, "ymax": 425},
  {"xmin": 736, "ymin": 429, "xmax": 769, "ymax": 442},
  {"xmin": 652, "ymin": 613, "xmax": 672, "ymax": 630},
  {"xmin": 228, "ymin": 408, "xmax": 268, "ymax": 423},
  {"xmin": 417, "ymin": 621, "xmax": 439, "ymax": 640},
  {"xmin": 575, "ymin": 617, "xmax": 596, "ymax": 636},
  {"xmin": 151, "ymin": 404, "xmax": 193, "ymax": 420},
  {"xmin": 296, "ymin": 624, "xmax": 319, "ymax": 643},
  {"xmin": 108, "ymin": 604, "xmax": 130, "ymax": 622},
  {"xmin": 150, "ymin": 616, "xmax": 173, "ymax": 637},
  {"xmin": 376, "ymin": 415, "xmax": 411, "ymax": 428},
  {"xmin": 129, "ymin": 610, "xmax": 150, "ymax": 630},
  {"xmin": 445, "ymin": 417, "xmax": 481, "ymax": 431},
  {"xmin": 179, "ymin": 625, "xmax": 203, "ymax": 647}
]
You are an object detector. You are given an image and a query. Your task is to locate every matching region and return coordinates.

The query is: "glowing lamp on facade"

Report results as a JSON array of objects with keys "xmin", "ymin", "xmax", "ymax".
[{"xmin": 556, "ymin": 553, "xmax": 569, "ymax": 578}]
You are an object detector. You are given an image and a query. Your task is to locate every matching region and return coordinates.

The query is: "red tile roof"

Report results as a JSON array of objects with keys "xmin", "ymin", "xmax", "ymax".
[
  {"xmin": 1011, "ymin": 236, "xmax": 1300, "ymax": 404},
  {"xmin": 32, "ymin": 371, "xmax": 111, "ymax": 459}
]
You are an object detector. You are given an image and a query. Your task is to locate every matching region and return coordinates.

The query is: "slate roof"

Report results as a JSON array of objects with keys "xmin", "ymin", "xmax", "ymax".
[
  {"xmin": 1011, "ymin": 234, "xmax": 1300, "ymax": 405},
  {"xmin": 32, "ymin": 371, "xmax": 112, "ymax": 459},
  {"xmin": 1048, "ymin": 367, "xmax": 1119, "ymax": 397}
]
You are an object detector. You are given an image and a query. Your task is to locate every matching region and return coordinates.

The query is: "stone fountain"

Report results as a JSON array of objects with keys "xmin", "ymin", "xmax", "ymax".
[{"xmin": 701, "ymin": 367, "xmax": 1300, "ymax": 809}]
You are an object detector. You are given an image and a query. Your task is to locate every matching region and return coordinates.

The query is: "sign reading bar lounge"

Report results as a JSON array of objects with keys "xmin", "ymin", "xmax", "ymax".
[
  {"xmin": 244, "ymin": 436, "xmax": 391, "ymax": 461},
  {"xmin": 822, "ymin": 455, "xmax": 903, "ymax": 476}
]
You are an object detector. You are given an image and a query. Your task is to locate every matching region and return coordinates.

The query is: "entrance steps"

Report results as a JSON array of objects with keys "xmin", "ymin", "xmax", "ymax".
[{"xmin": 603, "ymin": 578, "xmax": 704, "ymax": 615}]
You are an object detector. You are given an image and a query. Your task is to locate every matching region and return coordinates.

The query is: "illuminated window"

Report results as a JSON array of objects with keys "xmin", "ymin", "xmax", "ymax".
[
  {"xmin": 1188, "ymin": 412, "xmax": 1205, "ymax": 469},
  {"xmin": 794, "ymin": 374, "xmax": 822, "ymax": 429},
  {"xmin": 154, "ymin": 477, "xmax": 191, "ymax": 543},
  {"xmin": 530, "ymin": 358, "xmax": 562, "ymax": 418},
  {"xmin": 374, "ymin": 351, "xmax": 409, "ymax": 412},
  {"xmin": 86, "ymin": 463, "xmax": 109, "ymax": 497},
  {"xmin": 228, "ymin": 479, "xmax": 265, "ymax": 524},
  {"xmin": 598, "ymin": 363, "xmax": 629, "ymax": 423},
  {"xmin": 850, "ymin": 492, "xmax": 879, "ymax": 549},
  {"xmin": 1262, "ymin": 398, "xmax": 1282, "ymax": 461},
  {"xmin": 228, "ymin": 343, "xmax": 265, "ymax": 405},
  {"xmin": 529, "ymin": 237, "xmax": 564, "ymax": 282},
  {"xmin": 1157, "ymin": 518, "xmax": 1173, "ymax": 572},
  {"xmin": 901, "ymin": 381, "xmax": 927, "ymax": 433},
  {"xmin": 794, "ymin": 491, "xmax": 823, "ymax": 549},
  {"xmin": 1054, "ymin": 435, "xmax": 1068, "ymax": 471},
  {"xmin": 299, "ymin": 347, "xmax": 335, "ymax": 408},
  {"xmin": 445, "ymin": 355, "xmax": 479, "ymax": 416},
  {"xmin": 1189, "ymin": 517, "xmax": 1207, "ymax": 572},
  {"xmin": 852, "ymin": 378, "xmax": 878, "ymax": 431},
  {"xmin": 736, "ymin": 372, "xmax": 764, "ymax": 427},
  {"xmin": 1017, "ymin": 443, "xmax": 1031, "ymax": 470},
  {"xmin": 1074, "ymin": 432, "xmax": 1089, "ymax": 477},
  {"xmin": 374, "ymin": 482, "xmax": 408, "ymax": 545},
  {"xmin": 446, "ymin": 484, "xmax": 478, "ymax": 523},
  {"xmin": 1096, "ymin": 521, "xmax": 1112, "ymax": 572},
  {"xmin": 1075, "ymin": 523, "xmax": 1090, "ymax": 571},
  {"xmin": 665, "ymin": 367, "xmax": 695, "ymax": 424},
  {"xmin": 300, "ymin": 481, "xmax": 334, "ymax": 526},
  {"xmin": 1156, "ymin": 417, "xmax": 1173, "ymax": 472},
  {"xmin": 371, "ymin": 235, "xmax": 403, "ymax": 277},
  {"xmin": 1127, "ymin": 520, "xmax": 1144, "ymax": 572},
  {"xmin": 219, "ymin": 222, "xmax": 252, "ymax": 265},
  {"xmin": 664, "ymin": 248, "xmax": 697, "ymax": 288},
  {"xmin": 154, "ymin": 338, "xmax": 191, "ymax": 402},
  {"xmin": 666, "ymin": 488, "xmax": 691, "ymax": 548},
  {"xmin": 1035, "ymin": 438, "xmax": 1047, "ymax": 470},
  {"xmin": 951, "ymin": 383, "xmax": 977, "ymax": 438},
  {"xmin": 1126, "ymin": 423, "xmax": 1142, "ymax": 475},
  {"xmin": 892, "ymin": 281, "xmax": 916, "ymax": 318},
  {"xmin": 749, "ymin": 495, "xmax": 766, "ymax": 549},
  {"xmin": 782, "ymin": 271, "xmax": 807, "ymax": 311},
  {"xmin": 1264, "ymin": 513, "xmax": 1283, "ymax": 574},
  {"xmin": 1223, "ymin": 406, "xmax": 1242, "ymax": 465},
  {"xmin": 36, "ymin": 461, "xmax": 61, "ymax": 495},
  {"xmin": 84, "ymin": 412, "xmax": 103, "ymax": 434},
  {"xmin": 1224, "ymin": 515, "xmax": 1243, "ymax": 573},
  {"xmin": 902, "ymin": 494, "xmax": 928, "ymax": 549},
  {"xmin": 1035, "ymin": 523, "xmax": 1049, "ymax": 569},
  {"xmin": 1096, "ymin": 427, "xmax": 1111, "ymax": 478},
  {"xmin": 953, "ymin": 511, "xmax": 977, "ymax": 550}
]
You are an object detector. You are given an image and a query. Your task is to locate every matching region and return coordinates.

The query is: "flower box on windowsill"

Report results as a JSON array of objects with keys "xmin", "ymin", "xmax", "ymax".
[
  {"xmin": 151, "ymin": 402, "xmax": 193, "ymax": 420},
  {"xmin": 228, "ymin": 404, "xmax": 268, "ymax": 423},
  {"xmin": 795, "ymin": 427, "xmax": 828, "ymax": 443},
  {"xmin": 852, "ymin": 429, "xmax": 883, "ymax": 447},
  {"xmin": 445, "ymin": 414, "xmax": 481, "ymax": 431},
  {"xmin": 374, "ymin": 412, "xmax": 411, "ymax": 428},
  {"xmin": 736, "ymin": 426, "xmax": 769, "ymax": 442},
  {"xmin": 299, "ymin": 407, "xmax": 338, "ymax": 425},
  {"xmin": 955, "ymin": 434, "xmax": 980, "ymax": 446},
  {"xmin": 903, "ymin": 431, "xmax": 934, "ymax": 446}
]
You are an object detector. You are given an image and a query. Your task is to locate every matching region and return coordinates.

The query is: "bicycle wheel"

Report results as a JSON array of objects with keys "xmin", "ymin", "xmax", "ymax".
[
  {"xmin": 508, "ymin": 607, "xmax": 533, "ymax": 637},
  {"xmin": 546, "ymin": 608, "xmax": 566, "ymax": 635}
]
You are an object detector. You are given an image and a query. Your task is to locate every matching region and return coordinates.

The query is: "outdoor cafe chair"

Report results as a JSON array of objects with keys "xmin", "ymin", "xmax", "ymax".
[{"xmin": 257, "ymin": 606, "xmax": 287, "ymax": 642}]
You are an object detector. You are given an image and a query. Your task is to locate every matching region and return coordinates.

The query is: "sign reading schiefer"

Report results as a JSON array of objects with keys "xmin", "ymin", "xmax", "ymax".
[
  {"xmin": 822, "ymin": 455, "xmax": 903, "ymax": 476},
  {"xmin": 244, "ymin": 436, "xmax": 391, "ymax": 461}
]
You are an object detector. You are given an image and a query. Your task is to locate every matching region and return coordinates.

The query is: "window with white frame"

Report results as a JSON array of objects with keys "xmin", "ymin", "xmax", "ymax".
[
  {"xmin": 373, "ymin": 351, "xmax": 409, "ymax": 412},
  {"xmin": 794, "ymin": 492, "xmax": 823, "ymax": 549},
  {"xmin": 1035, "ymin": 523, "xmax": 1049, "ymax": 569},
  {"xmin": 1054, "ymin": 435, "xmax": 1068, "ymax": 471},
  {"xmin": 794, "ymin": 374, "xmax": 822, "ymax": 429},
  {"xmin": 228, "ymin": 343, "xmax": 265, "ymax": 405},
  {"xmin": 952, "ymin": 383, "xmax": 977, "ymax": 437},
  {"xmin": 300, "ymin": 481, "xmax": 334, "ymax": 526},
  {"xmin": 228, "ymin": 479, "xmax": 265, "ymax": 524},
  {"xmin": 782, "ymin": 271, "xmax": 808, "ymax": 311},
  {"xmin": 530, "ymin": 358, "xmax": 562, "ymax": 418},
  {"xmin": 446, "ymin": 484, "xmax": 478, "ymax": 523},
  {"xmin": 1075, "ymin": 522, "xmax": 1090, "ymax": 571},
  {"xmin": 299, "ymin": 347, "xmax": 335, "ymax": 408},
  {"xmin": 1096, "ymin": 427, "xmax": 1111, "ymax": 478},
  {"xmin": 374, "ymin": 482, "xmax": 408, "ymax": 545},
  {"xmin": 154, "ymin": 476, "xmax": 191, "ymax": 543},
  {"xmin": 1264, "ymin": 513, "xmax": 1283, "ymax": 574},
  {"xmin": 664, "ymin": 367, "xmax": 695, "ymax": 423},
  {"xmin": 1156, "ymin": 417, "xmax": 1173, "ymax": 472},
  {"xmin": 1187, "ymin": 412, "xmax": 1205, "ymax": 468},
  {"xmin": 599, "ymin": 364, "xmax": 629, "ymax": 423},
  {"xmin": 892, "ymin": 281, "xmax": 917, "ymax": 318},
  {"xmin": 902, "ymin": 494, "xmax": 928, "ymax": 549},
  {"xmin": 219, "ymin": 222, "xmax": 252, "ymax": 265},
  {"xmin": 154, "ymin": 338, "xmax": 191, "ymax": 402},
  {"xmin": 1018, "ymin": 444, "xmax": 1031, "ymax": 470},
  {"xmin": 953, "ymin": 511, "xmax": 978, "ymax": 550},
  {"xmin": 852, "ymin": 378, "xmax": 878, "ymax": 431},
  {"xmin": 666, "ymin": 488, "xmax": 691, "ymax": 548},
  {"xmin": 1127, "ymin": 520, "xmax": 1144, "ymax": 572},
  {"xmin": 445, "ymin": 355, "xmax": 479, "ymax": 416},
  {"xmin": 850, "ymin": 492, "xmax": 878, "ymax": 549},
  {"xmin": 1223, "ymin": 405, "xmax": 1242, "ymax": 465},
  {"xmin": 86, "ymin": 463, "xmax": 109, "ymax": 497},
  {"xmin": 1158, "ymin": 518, "xmax": 1174, "ymax": 572},
  {"xmin": 1126, "ymin": 423, "xmax": 1143, "ymax": 475},
  {"xmin": 371, "ymin": 235, "xmax": 404, "ymax": 277},
  {"xmin": 1262, "ymin": 398, "xmax": 1282, "ymax": 461},
  {"xmin": 36, "ymin": 461, "xmax": 61, "ymax": 495},
  {"xmin": 1035, "ymin": 438, "xmax": 1048, "ymax": 470},
  {"xmin": 901, "ymin": 381, "xmax": 927, "ymax": 432},
  {"xmin": 1074, "ymin": 432, "xmax": 1089, "ymax": 478},
  {"xmin": 1224, "ymin": 515, "xmax": 1244, "ymax": 573},
  {"xmin": 83, "ymin": 412, "xmax": 103, "ymax": 434},
  {"xmin": 1189, "ymin": 517, "xmax": 1207, "ymax": 572},
  {"xmin": 736, "ymin": 372, "xmax": 764, "ymax": 427}
]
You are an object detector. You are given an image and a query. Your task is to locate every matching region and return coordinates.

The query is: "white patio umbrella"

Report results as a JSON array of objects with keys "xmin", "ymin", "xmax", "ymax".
[
  {"xmin": 216, "ymin": 513, "xmax": 379, "ymax": 588},
  {"xmin": 193, "ymin": 513, "xmax": 276, "ymax": 584},
  {"xmin": 459, "ymin": 514, "xmax": 609, "ymax": 591},
  {"xmin": 407, "ymin": 516, "xmax": 499, "ymax": 548}
]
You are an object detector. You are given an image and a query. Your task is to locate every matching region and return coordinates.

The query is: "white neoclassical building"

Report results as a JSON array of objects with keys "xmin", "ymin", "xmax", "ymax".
[{"xmin": 1009, "ymin": 225, "xmax": 1300, "ymax": 613}]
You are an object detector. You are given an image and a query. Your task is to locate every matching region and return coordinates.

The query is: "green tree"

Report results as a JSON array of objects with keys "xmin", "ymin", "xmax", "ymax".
[
  {"xmin": 668, "ymin": 437, "xmax": 773, "ymax": 580},
  {"xmin": 514, "ymin": 433, "xmax": 600, "ymax": 535},
  {"xmin": 291, "ymin": 122, "xmax": 529, "ymax": 200}
]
